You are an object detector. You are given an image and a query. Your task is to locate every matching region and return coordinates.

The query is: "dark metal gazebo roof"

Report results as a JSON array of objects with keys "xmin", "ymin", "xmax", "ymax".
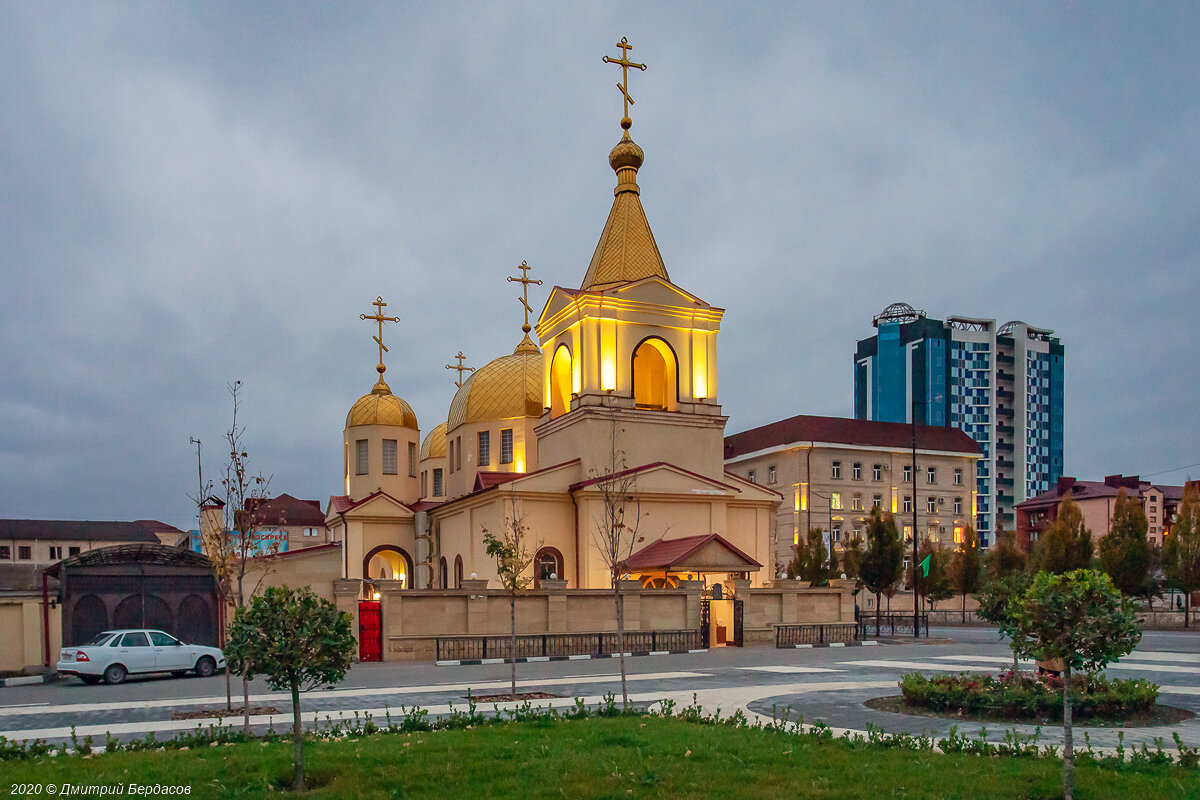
[{"xmin": 44, "ymin": 543, "xmax": 212, "ymax": 578}]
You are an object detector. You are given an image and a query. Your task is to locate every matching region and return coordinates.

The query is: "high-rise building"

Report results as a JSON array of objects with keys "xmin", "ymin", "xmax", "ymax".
[{"xmin": 853, "ymin": 303, "xmax": 1064, "ymax": 544}]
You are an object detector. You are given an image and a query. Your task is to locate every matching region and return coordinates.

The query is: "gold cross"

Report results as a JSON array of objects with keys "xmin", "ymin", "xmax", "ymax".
[
  {"xmin": 507, "ymin": 260, "xmax": 543, "ymax": 333},
  {"xmin": 445, "ymin": 351, "xmax": 475, "ymax": 388},
  {"xmin": 603, "ymin": 36, "xmax": 646, "ymax": 128},
  {"xmin": 360, "ymin": 296, "xmax": 400, "ymax": 376}
]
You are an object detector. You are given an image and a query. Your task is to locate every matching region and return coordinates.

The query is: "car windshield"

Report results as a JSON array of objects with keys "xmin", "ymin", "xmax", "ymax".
[{"xmin": 83, "ymin": 633, "xmax": 114, "ymax": 646}]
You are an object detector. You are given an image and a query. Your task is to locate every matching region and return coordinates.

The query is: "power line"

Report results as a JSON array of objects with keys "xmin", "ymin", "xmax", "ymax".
[{"xmin": 1141, "ymin": 461, "xmax": 1200, "ymax": 479}]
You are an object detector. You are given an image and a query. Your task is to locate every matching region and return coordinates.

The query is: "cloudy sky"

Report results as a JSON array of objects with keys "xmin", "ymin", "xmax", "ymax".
[{"xmin": 2, "ymin": 3, "xmax": 1198, "ymax": 531}]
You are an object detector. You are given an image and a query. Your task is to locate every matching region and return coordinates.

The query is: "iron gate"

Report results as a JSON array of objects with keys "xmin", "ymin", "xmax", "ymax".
[
  {"xmin": 733, "ymin": 599, "xmax": 744, "ymax": 647},
  {"xmin": 699, "ymin": 598, "xmax": 710, "ymax": 648},
  {"xmin": 358, "ymin": 601, "xmax": 382, "ymax": 662}
]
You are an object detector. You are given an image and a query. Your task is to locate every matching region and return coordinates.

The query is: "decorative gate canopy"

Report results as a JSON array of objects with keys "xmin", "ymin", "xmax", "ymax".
[{"xmin": 622, "ymin": 533, "xmax": 761, "ymax": 574}]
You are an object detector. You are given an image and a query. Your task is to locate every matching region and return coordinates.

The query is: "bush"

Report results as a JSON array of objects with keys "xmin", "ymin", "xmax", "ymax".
[{"xmin": 899, "ymin": 671, "xmax": 1158, "ymax": 721}]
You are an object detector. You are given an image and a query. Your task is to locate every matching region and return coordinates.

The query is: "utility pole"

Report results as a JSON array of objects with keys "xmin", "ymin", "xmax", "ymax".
[
  {"xmin": 911, "ymin": 416, "xmax": 920, "ymax": 639},
  {"xmin": 189, "ymin": 437, "xmax": 204, "ymax": 544}
]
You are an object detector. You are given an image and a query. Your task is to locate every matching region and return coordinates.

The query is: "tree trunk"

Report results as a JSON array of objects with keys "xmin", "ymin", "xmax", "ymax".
[
  {"xmin": 614, "ymin": 580, "xmax": 628, "ymax": 711},
  {"xmin": 291, "ymin": 682, "xmax": 305, "ymax": 792},
  {"xmin": 961, "ymin": 591, "xmax": 966, "ymax": 625},
  {"xmin": 510, "ymin": 594, "xmax": 517, "ymax": 700},
  {"xmin": 1062, "ymin": 663, "xmax": 1074, "ymax": 800},
  {"xmin": 243, "ymin": 678, "xmax": 251, "ymax": 733},
  {"xmin": 875, "ymin": 591, "xmax": 882, "ymax": 637},
  {"xmin": 1187, "ymin": 592, "xmax": 1192, "ymax": 630}
]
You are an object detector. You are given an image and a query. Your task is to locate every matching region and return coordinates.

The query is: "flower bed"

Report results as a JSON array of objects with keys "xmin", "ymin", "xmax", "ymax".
[{"xmin": 899, "ymin": 671, "xmax": 1159, "ymax": 720}]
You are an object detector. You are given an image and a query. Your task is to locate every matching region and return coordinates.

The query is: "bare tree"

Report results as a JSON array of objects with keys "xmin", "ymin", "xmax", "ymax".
[
  {"xmin": 196, "ymin": 381, "xmax": 279, "ymax": 728},
  {"xmin": 589, "ymin": 419, "xmax": 643, "ymax": 711},
  {"xmin": 481, "ymin": 491, "xmax": 539, "ymax": 700}
]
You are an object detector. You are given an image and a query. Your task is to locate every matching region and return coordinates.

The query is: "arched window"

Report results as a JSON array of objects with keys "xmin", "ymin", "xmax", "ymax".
[
  {"xmin": 363, "ymin": 545, "xmax": 414, "ymax": 588},
  {"xmin": 454, "ymin": 555, "xmax": 464, "ymax": 589},
  {"xmin": 631, "ymin": 337, "xmax": 677, "ymax": 411},
  {"xmin": 533, "ymin": 546, "xmax": 565, "ymax": 588},
  {"xmin": 549, "ymin": 344, "xmax": 573, "ymax": 419},
  {"xmin": 439, "ymin": 557, "xmax": 449, "ymax": 589}
]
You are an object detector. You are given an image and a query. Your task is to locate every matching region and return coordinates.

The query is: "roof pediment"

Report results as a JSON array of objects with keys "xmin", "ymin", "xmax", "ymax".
[
  {"xmin": 570, "ymin": 462, "xmax": 739, "ymax": 497},
  {"xmin": 325, "ymin": 490, "xmax": 415, "ymax": 522},
  {"xmin": 623, "ymin": 533, "xmax": 762, "ymax": 572}
]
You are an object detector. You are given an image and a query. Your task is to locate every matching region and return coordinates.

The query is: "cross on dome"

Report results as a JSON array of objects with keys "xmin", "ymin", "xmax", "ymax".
[
  {"xmin": 445, "ymin": 351, "xmax": 476, "ymax": 388},
  {"xmin": 603, "ymin": 36, "xmax": 646, "ymax": 130},
  {"xmin": 360, "ymin": 296, "xmax": 400, "ymax": 388}
]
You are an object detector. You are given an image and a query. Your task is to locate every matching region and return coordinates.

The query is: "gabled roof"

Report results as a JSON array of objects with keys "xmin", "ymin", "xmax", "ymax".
[
  {"xmin": 250, "ymin": 494, "xmax": 325, "ymax": 527},
  {"xmin": 0, "ymin": 519, "xmax": 160, "ymax": 544},
  {"xmin": 474, "ymin": 471, "xmax": 517, "ymax": 492},
  {"xmin": 724, "ymin": 414, "xmax": 982, "ymax": 460},
  {"xmin": 430, "ymin": 459, "xmax": 583, "ymax": 514},
  {"xmin": 568, "ymin": 462, "xmax": 740, "ymax": 494},
  {"xmin": 622, "ymin": 533, "xmax": 762, "ymax": 572},
  {"xmin": 324, "ymin": 490, "xmax": 415, "ymax": 518}
]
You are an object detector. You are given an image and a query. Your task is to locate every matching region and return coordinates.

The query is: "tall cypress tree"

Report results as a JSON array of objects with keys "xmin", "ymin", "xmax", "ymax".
[{"xmin": 1099, "ymin": 489, "xmax": 1152, "ymax": 597}]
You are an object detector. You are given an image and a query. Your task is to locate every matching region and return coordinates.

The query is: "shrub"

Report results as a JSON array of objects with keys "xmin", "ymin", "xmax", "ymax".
[{"xmin": 899, "ymin": 671, "xmax": 1158, "ymax": 721}]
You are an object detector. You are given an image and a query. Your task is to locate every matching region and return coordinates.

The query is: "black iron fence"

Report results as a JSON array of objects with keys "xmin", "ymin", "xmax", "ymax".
[
  {"xmin": 435, "ymin": 629, "xmax": 703, "ymax": 662},
  {"xmin": 859, "ymin": 613, "xmax": 929, "ymax": 638},
  {"xmin": 775, "ymin": 622, "xmax": 859, "ymax": 648}
]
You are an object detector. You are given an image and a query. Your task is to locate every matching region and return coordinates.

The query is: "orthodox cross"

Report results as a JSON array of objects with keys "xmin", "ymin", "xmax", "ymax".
[
  {"xmin": 360, "ymin": 296, "xmax": 400, "ymax": 376},
  {"xmin": 507, "ymin": 260, "xmax": 543, "ymax": 333},
  {"xmin": 445, "ymin": 351, "xmax": 475, "ymax": 388},
  {"xmin": 602, "ymin": 36, "xmax": 646, "ymax": 127}
]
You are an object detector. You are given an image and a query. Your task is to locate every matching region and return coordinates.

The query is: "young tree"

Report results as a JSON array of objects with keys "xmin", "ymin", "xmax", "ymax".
[
  {"xmin": 481, "ymin": 493, "xmax": 539, "ymax": 701},
  {"xmin": 799, "ymin": 527, "xmax": 833, "ymax": 586},
  {"xmin": 1099, "ymin": 489, "xmax": 1152, "ymax": 597},
  {"xmin": 1163, "ymin": 483, "xmax": 1200, "ymax": 628},
  {"xmin": 906, "ymin": 541, "xmax": 953, "ymax": 609},
  {"xmin": 1030, "ymin": 494, "xmax": 1093, "ymax": 575},
  {"xmin": 225, "ymin": 586, "xmax": 355, "ymax": 793},
  {"xmin": 592, "ymin": 421, "xmax": 643, "ymax": 711},
  {"xmin": 784, "ymin": 532, "xmax": 809, "ymax": 579},
  {"xmin": 860, "ymin": 508, "xmax": 903, "ymax": 635},
  {"xmin": 1011, "ymin": 570, "xmax": 1141, "ymax": 800},
  {"xmin": 947, "ymin": 526, "xmax": 981, "ymax": 623},
  {"xmin": 841, "ymin": 533, "xmax": 865, "ymax": 582},
  {"xmin": 977, "ymin": 571, "xmax": 1030, "ymax": 672},
  {"xmin": 985, "ymin": 528, "xmax": 1027, "ymax": 581}
]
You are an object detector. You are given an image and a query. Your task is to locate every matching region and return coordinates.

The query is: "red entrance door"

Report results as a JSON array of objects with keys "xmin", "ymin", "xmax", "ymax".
[{"xmin": 358, "ymin": 601, "xmax": 382, "ymax": 662}]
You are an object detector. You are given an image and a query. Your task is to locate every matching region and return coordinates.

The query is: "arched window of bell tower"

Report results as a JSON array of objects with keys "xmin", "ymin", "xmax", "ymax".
[
  {"xmin": 550, "ymin": 344, "xmax": 573, "ymax": 419},
  {"xmin": 631, "ymin": 337, "xmax": 678, "ymax": 411}
]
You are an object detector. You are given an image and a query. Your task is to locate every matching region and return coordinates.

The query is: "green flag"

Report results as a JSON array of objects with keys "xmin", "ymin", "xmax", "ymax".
[{"xmin": 919, "ymin": 554, "xmax": 931, "ymax": 577}]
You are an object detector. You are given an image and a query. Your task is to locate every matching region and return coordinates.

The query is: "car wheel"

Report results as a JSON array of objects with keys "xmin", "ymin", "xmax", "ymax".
[
  {"xmin": 80, "ymin": 675, "xmax": 102, "ymax": 685},
  {"xmin": 103, "ymin": 664, "xmax": 127, "ymax": 685},
  {"xmin": 195, "ymin": 656, "xmax": 216, "ymax": 678}
]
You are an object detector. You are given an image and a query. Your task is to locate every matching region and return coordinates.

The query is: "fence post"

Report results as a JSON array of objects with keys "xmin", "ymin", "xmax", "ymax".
[{"xmin": 482, "ymin": 637, "xmax": 487, "ymax": 660}]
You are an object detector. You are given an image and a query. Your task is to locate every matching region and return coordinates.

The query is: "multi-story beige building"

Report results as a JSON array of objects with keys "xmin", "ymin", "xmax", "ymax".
[
  {"xmin": 0, "ymin": 519, "xmax": 174, "ymax": 572},
  {"xmin": 724, "ymin": 415, "xmax": 982, "ymax": 574}
]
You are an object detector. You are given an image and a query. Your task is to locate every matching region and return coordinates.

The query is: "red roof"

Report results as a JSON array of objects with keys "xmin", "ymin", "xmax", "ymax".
[
  {"xmin": 247, "ymin": 494, "xmax": 325, "ymax": 527},
  {"xmin": 724, "ymin": 414, "xmax": 982, "ymax": 459},
  {"xmin": 623, "ymin": 533, "xmax": 762, "ymax": 571},
  {"xmin": 474, "ymin": 471, "xmax": 517, "ymax": 492}
]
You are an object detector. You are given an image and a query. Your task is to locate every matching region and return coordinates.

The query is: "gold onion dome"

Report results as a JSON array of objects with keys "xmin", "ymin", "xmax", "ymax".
[
  {"xmin": 346, "ymin": 378, "xmax": 419, "ymax": 429},
  {"xmin": 608, "ymin": 130, "xmax": 644, "ymax": 171},
  {"xmin": 447, "ymin": 341, "xmax": 543, "ymax": 431},
  {"xmin": 420, "ymin": 421, "xmax": 447, "ymax": 460}
]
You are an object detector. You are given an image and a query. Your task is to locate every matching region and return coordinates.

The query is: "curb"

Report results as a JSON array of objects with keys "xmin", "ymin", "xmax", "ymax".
[
  {"xmin": 0, "ymin": 673, "xmax": 58, "ymax": 687},
  {"xmin": 436, "ymin": 648, "xmax": 707, "ymax": 667},
  {"xmin": 786, "ymin": 640, "xmax": 877, "ymax": 650}
]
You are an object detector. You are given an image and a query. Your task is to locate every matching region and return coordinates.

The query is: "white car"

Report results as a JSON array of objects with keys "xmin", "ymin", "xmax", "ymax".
[{"xmin": 57, "ymin": 629, "xmax": 226, "ymax": 685}]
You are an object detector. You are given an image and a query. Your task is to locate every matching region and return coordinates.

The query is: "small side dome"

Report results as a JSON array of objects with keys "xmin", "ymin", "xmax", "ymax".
[
  {"xmin": 420, "ymin": 422, "xmax": 447, "ymax": 460},
  {"xmin": 347, "ymin": 379, "xmax": 418, "ymax": 429},
  {"xmin": 447, "ymin": 346, "xmax": 543, "ymax": 431}
]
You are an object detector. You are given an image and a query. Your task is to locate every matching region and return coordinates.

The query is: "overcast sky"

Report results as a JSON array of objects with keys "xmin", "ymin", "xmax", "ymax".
[{"xmin": 2, "ymin": 3, "xmax": 1198, "ymax": 532}]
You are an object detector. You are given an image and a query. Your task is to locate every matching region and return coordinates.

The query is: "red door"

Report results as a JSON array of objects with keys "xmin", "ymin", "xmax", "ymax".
[{"xmin": 358, "ymin": 601, "xmax": 382, "ymax": 662}]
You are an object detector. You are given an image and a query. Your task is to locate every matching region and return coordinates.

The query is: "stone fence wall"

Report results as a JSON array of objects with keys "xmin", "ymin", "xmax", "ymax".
[{"xmin": 334, "ymin": 578, "xmax": 854, "ymax": 661}]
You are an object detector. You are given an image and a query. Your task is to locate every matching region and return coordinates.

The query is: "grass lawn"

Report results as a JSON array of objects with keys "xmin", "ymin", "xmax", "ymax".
[{"xmin": 5, "ymin": 715, "xmax": 1199, "ymax": 799}]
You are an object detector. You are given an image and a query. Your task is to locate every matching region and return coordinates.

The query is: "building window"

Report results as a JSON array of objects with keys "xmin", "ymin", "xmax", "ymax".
[
  {"xmin": 48, "ymin": 546, "xmax": 62, "ymax": 560},
  {"xmin": 903, "ymin": 525, "xmax": 913, "ymax": 542},
  {"xmin": 382, "ymin": 439, "xmax": 398, "ymax": 475},
  {"xmin": 0, "ymin": 546, "xmax": 10, "ymax": 560},
  {"xmin": 954, "ymin": 468, "xmax": 963, "ymax": 485},
  {"xmin": 355, "ymin": 439, "xmax": 369, "ymax": 475},
  {"xmin": 768, "ymin": 465, "xmax": 777, "ymax": 484},
  {"xmin": 409, "ymin": 442, "xmax": 417, "ymax": 477},
  {"xmin": 421, "ymin": 471, "xmax": 428, "ymax": 496},
  {"xmin": 852, "ymin": 493, "xmax": 863, "ymax": 511},
  {"xmin": 873, "ymin": 464, "xmax": 882, "ymax": 481},
  {"xmin": 832, "ymin": 525, "xmax": 842, "ymax": 542},
  {"xmin": 456, "ymin": 436, "xmax": 463, "ymax": 471},
  {"xmin": 478, "ymin": 431, "xmax": 491, "ymax": 466},
  {"xmin": 18, "ymin": 546, "xmax": 31, "ymax": 561},
  {"xmin": 68, "ymin": 546, "xmax": 80, "ymax": 557},
  {"xmin": 927, "ymin": 467, "xmax": 937, "ymax": 484},
  {"xmin": 873, "ymin": 494, "xmax": 882, "ymax": 509},
  {"xmin": 954, "ymin": 526, "xmax": 964, "ymax": 544},
  {"xmin": 448, "ymin": 440, "xmax": 455, "ymax": 473},
  {"xmin": 903, "ymin": 496, "xmax": 912, "ymax": 513},
  {"xmin": 928, "ymin": 497, "xmax": 937, "ymax": 513},
  {"xmin": 748, "ymin": 470, "xmax": 757, "ymax": 483},
  {"xmin": 500, "ymin": 429, "xmax": 514, "ymax": 464},
  {"xmin": 831, "ymin": 461, "xmax": 841, "ymax": 479},
  {"xmin": 831, "ymin": 492, "xmax": 843, "ymax": 510},
  {"xmin": 303, "ymin": 527, "xmax": 319, "ymax": 537},
  {"xmin": 433, "ymin": 468, "xmax": 444, "ymax": 497},
  {"xmin": 954, "ymin": 497, "xmax": 962, "ymax": 514},
  {"xmin": 852, "ymin": 463, "xmax": 862, "ymax": 480},
  {"xmin": 903, "ymin": 465, "xmax": 912, "ymax": 483}
]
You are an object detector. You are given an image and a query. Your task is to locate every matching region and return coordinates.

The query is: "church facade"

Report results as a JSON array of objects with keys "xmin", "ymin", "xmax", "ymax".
[{"xmin": 323, "ymin": 42, "xmax": 780, "ymax": 596}]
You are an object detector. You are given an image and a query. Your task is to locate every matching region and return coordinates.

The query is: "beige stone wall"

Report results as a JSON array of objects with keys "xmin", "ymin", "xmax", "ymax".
[
  {"xmin": 242, "ymin": 546, "xmax": 343, "ymax": 602},
  {"xmin": 0, "ymin": 595, "xmax": 61, "ymax": 673},
  {"xmin": 345, "ymin": 422, "xmax": 421, "ymax": 504},
  {"xmin": 444, "ymin": 416, "xmax": 540, "ymax": 501}
]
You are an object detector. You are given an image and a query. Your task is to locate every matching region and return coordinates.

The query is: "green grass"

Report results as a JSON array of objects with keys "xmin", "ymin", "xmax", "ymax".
[{"xmin": 5, "ymin": 716, "xmax": 1199, "ymax": 799}]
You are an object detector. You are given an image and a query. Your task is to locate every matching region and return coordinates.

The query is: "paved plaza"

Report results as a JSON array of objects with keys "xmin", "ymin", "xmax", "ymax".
[{"xmin": 4, "ymin": 627, "xmax": 1199, "ymax": 752}]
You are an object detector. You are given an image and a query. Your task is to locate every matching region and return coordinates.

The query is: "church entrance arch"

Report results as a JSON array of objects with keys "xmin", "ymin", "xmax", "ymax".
[
  {"xmin": 363, "ymin": 545, "xmax": 414, "ymax": 588},
  {"xmin": 549, "ymin": 344, "xmax": 573, "ymax": 419},
  {"xmin": 631, "ymin": 337, "xmax": 677, "ymax": 411}
]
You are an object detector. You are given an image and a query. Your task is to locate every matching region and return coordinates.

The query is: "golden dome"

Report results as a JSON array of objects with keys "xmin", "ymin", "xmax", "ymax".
[
  {"xmin": 420, "ymin": 421, "xmax": 447, "ymax": 460},
  {"xmin": 447, "ymin": 344, "xmax": 543, "ymax": 431},
  {"xmin": 346, "ymin": 379, "xmax": 418, "ymax": 429},
  {"xmin": 608, "ymin": 131, "xmax": 644, "ymax": 171}
]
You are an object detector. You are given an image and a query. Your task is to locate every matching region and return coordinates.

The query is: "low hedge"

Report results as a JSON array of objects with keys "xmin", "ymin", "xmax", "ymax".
[{"xmin": 899, "ymin": 671, "xmax": 1159, "ymax": 720}]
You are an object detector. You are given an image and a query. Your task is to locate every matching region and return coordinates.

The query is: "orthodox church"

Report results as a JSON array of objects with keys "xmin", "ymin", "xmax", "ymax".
[{"xmin": 324, "ymin": 40, "xmax": 780, "ymax": 594}]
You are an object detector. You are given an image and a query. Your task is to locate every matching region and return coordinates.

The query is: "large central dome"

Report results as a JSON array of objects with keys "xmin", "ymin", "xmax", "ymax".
[
  {"xmin": 447, "ymin": 342, "xmax": 543, "ymax": 430},
  {"xmin": 346, "ymin": 378, "xmax": 418, "ymax": 429}
]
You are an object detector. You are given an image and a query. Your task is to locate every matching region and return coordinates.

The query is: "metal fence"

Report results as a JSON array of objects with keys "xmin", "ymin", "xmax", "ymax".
[
  {"xmin": 435, "ymin": 629, "xmax": 703, "ymax": 662},
  {"xmin": 858, "ymin": 613, "xmax": 929, "ymax": 639},
  {"xmin": 775, "ymin": 622, "xmax": 859, "ymax": 648}
]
